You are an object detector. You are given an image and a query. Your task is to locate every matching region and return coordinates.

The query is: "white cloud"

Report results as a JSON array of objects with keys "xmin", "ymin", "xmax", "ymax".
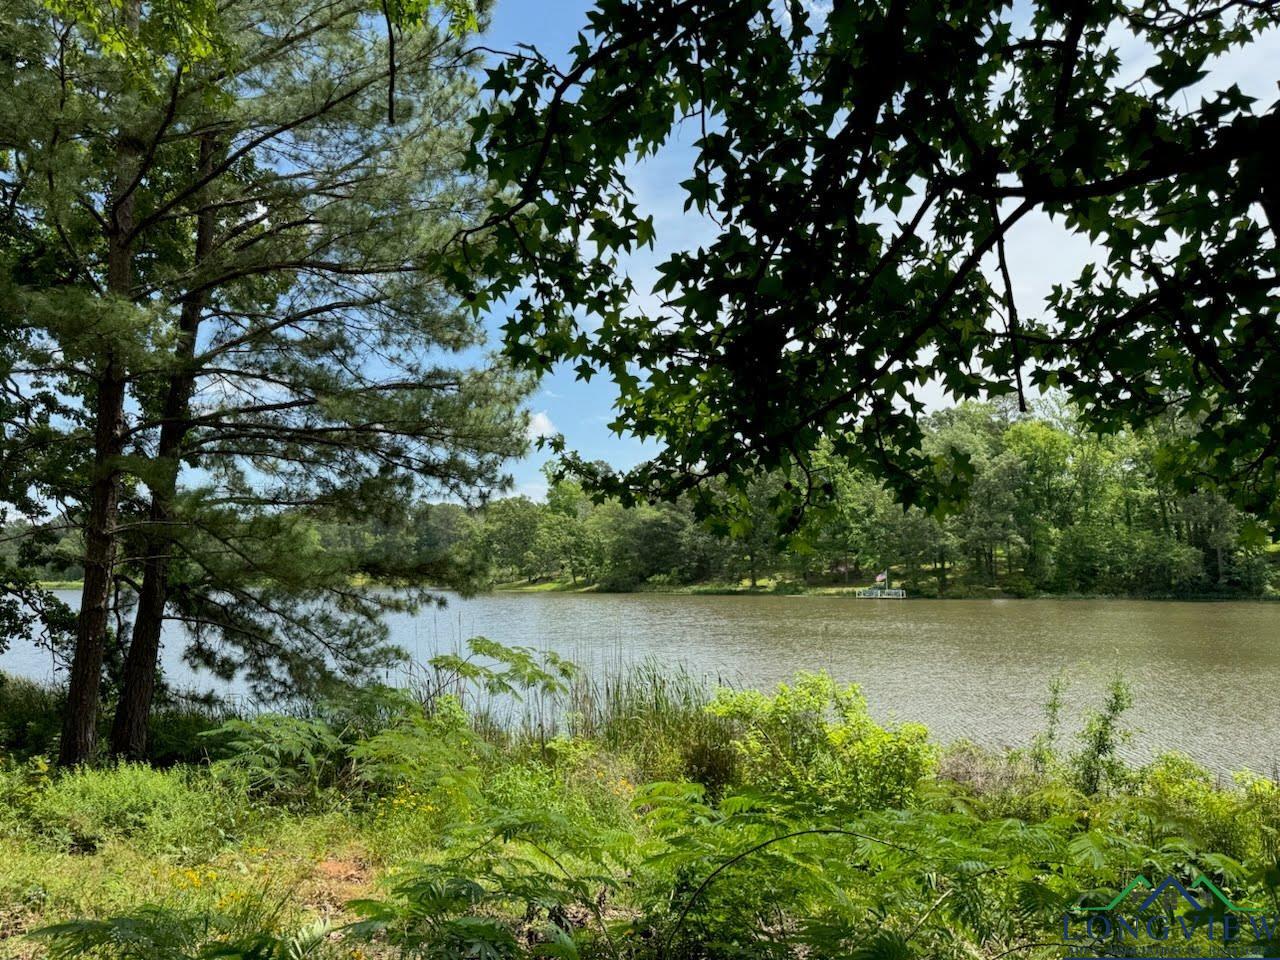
[
  {"xmin": 516, "ymin": 480, "xmax": 549, "ymax": 501},
  {"xmin": 527, "ymin": 410, "xmax": 557, "ymax": 440}
]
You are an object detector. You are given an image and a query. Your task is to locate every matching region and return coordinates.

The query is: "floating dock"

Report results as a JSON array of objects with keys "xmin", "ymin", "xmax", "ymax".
[{"xmin": 854, "ymin": 587, "xmax": 906, "ymax": 599}]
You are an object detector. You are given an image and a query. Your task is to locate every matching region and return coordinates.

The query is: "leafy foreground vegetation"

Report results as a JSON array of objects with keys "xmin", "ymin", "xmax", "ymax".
[{"xmin": 3, "ymin": 648, "xmax": 1280, "ymax": 960}]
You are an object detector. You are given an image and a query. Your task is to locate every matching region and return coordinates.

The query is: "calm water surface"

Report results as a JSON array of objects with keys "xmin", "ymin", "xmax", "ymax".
[{"xmin": 4, "ymin": 591, "xmax": 1278, "ymax": 774}]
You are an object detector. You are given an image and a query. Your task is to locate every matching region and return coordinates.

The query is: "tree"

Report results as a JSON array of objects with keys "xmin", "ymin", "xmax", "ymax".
[
  {"xmin": 1002, "ymin": 419, "xmax": 1072, "ymax": 578},
  {"xmin": 412, "ymin": 502, "xmax": 483, "ymax": 583},
  {"xmin": 725, "ymin": 475, "xmax": 782, "ymax": 588},
  {"xmin": 2, "ymin": 0, "xmax": 172, "ymax": 763},
  {"xmin": 542, "ymin": 477, "xmax": 592, "ymax": 584},
  {"xmin": 605, "ymin": 502, "xmax": 689, "ymax": 589},
  {"xmin": 2, "ymin": 0, "xmax": 528, "ymax": 762},
  {"xmin": 437, "ymin": 399, "xmax": 1274, "ymax": 596},
  {"xmin": 458, "ymin": 0, "xmax": 1280, "ymax": 524},
  {"xmin": 803, "ymin": 444, "xmax": 878, "ymax": 583},
  {"xmin": 476, "ymin": 497, "xmax": 544, "ymax": 580}
]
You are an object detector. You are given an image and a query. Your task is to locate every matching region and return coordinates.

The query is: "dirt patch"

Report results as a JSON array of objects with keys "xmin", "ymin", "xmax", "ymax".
[{"xmin": 299, "ymin": 853, "xmax": 376, "ymax": 917}]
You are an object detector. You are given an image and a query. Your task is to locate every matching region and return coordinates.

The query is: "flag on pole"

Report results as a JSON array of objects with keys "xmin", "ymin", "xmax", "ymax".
[{"xmin": 875, "ymin": 570, "xmax": 887, "ymax": 583}]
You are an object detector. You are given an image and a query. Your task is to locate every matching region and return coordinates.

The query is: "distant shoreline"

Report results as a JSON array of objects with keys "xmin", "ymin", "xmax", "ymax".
[
  {"xmin": 493, "ymin": 578, "xmax": 1277, "ymax": 602},
  {"xmin": 41, "ymin": 578, "xmax": 1273, "ymax": 602}
]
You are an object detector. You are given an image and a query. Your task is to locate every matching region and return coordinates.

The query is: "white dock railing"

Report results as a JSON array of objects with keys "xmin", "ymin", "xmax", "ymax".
[{"xmin": 853, "ymin": 587, "xmax": 906, "ymax": 599}]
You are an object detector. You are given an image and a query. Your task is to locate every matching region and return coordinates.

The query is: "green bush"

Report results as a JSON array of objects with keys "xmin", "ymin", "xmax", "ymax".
[
  {"xmin": 144, "ymin": 701, "xmax": 229, "ymax": 767},
  {"xmin": 206, "ymin": 714, "xmax": 350, "ymax": 805},
  {"xmin": 350, "ymin": 694, "xmax": 486, "ymax": 807},
  {"xmin": 1135, "ymin": 753, "xmax": 1280, "ymax": 863},
  {"xmin": 1001, "ymin": 573, "xmax": 1038, "ymax": 598},
  {"xmin": 708, "ymin": 672, "xmax": 936, "ymax": 809},
  {"xmin": 1071, "ymin": 675, "xmax": 1133, "ymax": 795},
  {"xmin": 0, "ymin": 753, "xmax": 55, "ymax": 837},
  {"xmin": 30, "ymin": 900, "xmax": 338, "ymax": 960},
  {"xmin": 22, "ymin": 763, "xmax": 251, "ymax": 858},
  {"xmin": 0, "ymin": 673, "xmax": 63, "ymax": 757},
  {"xmin": 11, "ymin": 666, "xmax": 1280, "ymax": 960},
  {"xmin": 0, "ymin": 672, "xmax": 231, "ymax": 765}
]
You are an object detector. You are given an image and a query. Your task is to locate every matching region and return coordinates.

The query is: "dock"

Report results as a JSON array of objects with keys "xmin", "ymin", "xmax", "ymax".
[{"xmin": 854, "ymin": 587, "xmax": 906, "ymax": 599}]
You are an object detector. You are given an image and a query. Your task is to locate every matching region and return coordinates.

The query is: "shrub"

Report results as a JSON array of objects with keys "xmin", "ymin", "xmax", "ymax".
[
  {"xmin": 0, "ymin": 754, "xmax": 54, "ymax": 837},
  {"xmin": 350, "ymin": 694, "xmax": 486, "ymax": 808},
  {"xmin": 1133, "ymin": 754, "xmax": 1280, "ymax": 865},
  {"xmin": 30, "ymin": 897, "xmax": 335, "ymax": 960},
  {"xmin": 352, "ymin": 792, "xmax": 635, "ymax": 959},
  {"xmin": 25, "ymin": 763, "xmax": 250, "ymax": 858},
  {"xmin": 349, "ymin": 864, "xmax": 561, "ymax": 959},
  {"xmin": 494, "ymin": 738, "xmax": 637, "ymax": 828},
  {"xmin": 144, "ymin": 701, "xmax": 228, "ymax": 767},
  {"xmin": 1137, "ymin": 753, "xmax": 1250, "ymax": 858},
  {"xmin": 0, "ymin": 673, "xmax": 230, "ymax": 765},
  {"xmin": 708, "ymin": 672, "xmax": 936, "ymax": 809},
  {"xmin": 1071, "ymin": 675, "xmax": 1133, "ymax": 795},
  {"xmin": 206, "ymin": 714, "xmax": 350, "ymax": 806},
  {"xmin": 0, "ymin": 673, "xmax": 63, "ymax": 757},
  {"xmin": 1001, "ymin": 573, "xmax": 1037, "ymax": 598}
]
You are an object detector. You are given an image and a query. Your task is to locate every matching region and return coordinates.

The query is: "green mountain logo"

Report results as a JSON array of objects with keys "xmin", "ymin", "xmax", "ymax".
[
  {"xmin": 1079, "ymin": 874, "xmax": 1259, "ymax": 913},
  {"xmin": 1190, "ymin": 874, "xmax": 1261, "ymax": 914}
]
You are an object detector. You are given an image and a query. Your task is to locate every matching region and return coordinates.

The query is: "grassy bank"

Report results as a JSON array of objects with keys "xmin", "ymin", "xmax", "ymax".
[
  {"xmin": 2, "ymin": 658, "xmax": 1279, "ymax": 960},
  {"xmin": 494, "ymin": 576, "xmax": 959, "ymax": 596},
  {"xmin": 39, "ymin": 576, "xmax": 1280, "ymax": 600},
  {"xmin": 495, "ymin": 575, "xmax": 1280, "ymax": 600}
]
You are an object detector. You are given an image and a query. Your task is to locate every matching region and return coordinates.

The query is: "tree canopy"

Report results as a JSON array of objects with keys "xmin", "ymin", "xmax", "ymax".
[
  {"xmin": 445, "ymin": 402, "xmax": 1274, "ymax": 598},
  {"xmin": 459, "ymin": 0, "xmax": 1280, "ymax": 524}
]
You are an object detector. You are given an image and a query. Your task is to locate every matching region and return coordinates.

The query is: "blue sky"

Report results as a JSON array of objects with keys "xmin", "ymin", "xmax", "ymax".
[{"xmin": 473, "ymin": 0, "xmax": 1279, "ymax": 501}]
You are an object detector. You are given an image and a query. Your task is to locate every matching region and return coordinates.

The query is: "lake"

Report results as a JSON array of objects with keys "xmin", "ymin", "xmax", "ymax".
[{"xmin": 4, "ymin": 591, "xmax": 1278, "ymax": 774}]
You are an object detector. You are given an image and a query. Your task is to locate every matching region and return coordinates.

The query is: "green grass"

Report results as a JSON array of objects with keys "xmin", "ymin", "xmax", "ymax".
[
  {"xmin": 497, "ymin": 576, "xmax": 845, "ymax": 596},
  {"xmin": 4, "ymin": 663, "xmax": 1280, "ymax": 959},
  {"xmin": 494, "ymin": 578, "xmax": 599, "ymax": 593}
]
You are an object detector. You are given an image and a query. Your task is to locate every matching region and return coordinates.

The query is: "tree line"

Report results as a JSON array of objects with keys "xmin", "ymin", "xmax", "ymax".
[
  {"xmin": 18, "ymin": 395, "xmax": 1274, "ymax": 601},
  {"xmin": 443, "ymin": 402, "xmax": 1274, "ymax": 597}
]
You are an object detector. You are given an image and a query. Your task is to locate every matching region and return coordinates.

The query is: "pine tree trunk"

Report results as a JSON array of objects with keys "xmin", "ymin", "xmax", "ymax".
[
  {"xmin": 59, "ymin": 0, "xmax": 140, "ymax": 766},
  {"xmin": 111, "ymin": 539, "xmax": 167, "ymax": 759},
  {"xmin": 111, "ymin": 134, "xmax": 217, "ymax": 760},
  {"xmin": 59, "ymin": 365, "xmax": 127, "ymax": 766}
]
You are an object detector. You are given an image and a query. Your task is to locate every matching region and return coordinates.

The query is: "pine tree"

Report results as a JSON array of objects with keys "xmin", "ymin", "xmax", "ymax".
[{"xmin": 1, "ymin": 0, "xmax": 526, "ymax": 763}]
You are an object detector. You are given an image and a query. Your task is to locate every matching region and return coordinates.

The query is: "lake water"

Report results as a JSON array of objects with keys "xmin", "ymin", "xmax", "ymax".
[{"xmin": 4, "ymin": 591, "xmax": 1279, "ymax": 775}]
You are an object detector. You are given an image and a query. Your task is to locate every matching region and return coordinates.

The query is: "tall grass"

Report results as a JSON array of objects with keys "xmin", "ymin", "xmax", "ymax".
[
  {"xmin": 561, "ymin": 657, "xmax": 712, "ymax": 743},
  {"xmin": 504, "ymin": 657, "xmax": 740, "ymax": 788},
  {"xmin": 0, "ymin": 674, "xmax": 62, "ymax": 757},
  {"xmin": 385, "ymin": 646, "xmax": 741, "ymax": 787},
  {"xmin": 0, "ymin": 672, "xmax": 239, "ymax": 764}
]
